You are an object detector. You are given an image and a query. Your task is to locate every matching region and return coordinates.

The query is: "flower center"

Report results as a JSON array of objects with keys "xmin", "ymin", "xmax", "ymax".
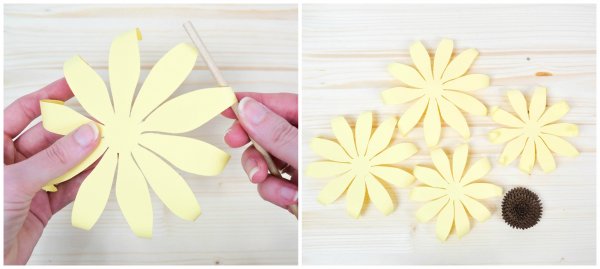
[
  {"xmin": 423, "ymin": 80, "xmax": 444, "ymax": 98},
  {"xmin": 523, "ymin": 121, "xmax": 541, "ymax": 139},
  {"xmin": 351, "ymin": 157, "xmax": 372, "ymax": 177},
  {"xmin": 103, "ymin": 116, "xmax": 142, "ymax": 154},
  {"xmin": 447, "ymin": 182, "xmax": 464, "ymax": 201}
]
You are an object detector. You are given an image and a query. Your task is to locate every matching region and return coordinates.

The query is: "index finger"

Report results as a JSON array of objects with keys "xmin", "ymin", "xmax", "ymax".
[
  {"xmin": 222, "ymin": 92, "xmax": 298, "ymax": 126},
  {"xmin": 4, "ymin": 78, "xmax": 73, "ymax": 138}
]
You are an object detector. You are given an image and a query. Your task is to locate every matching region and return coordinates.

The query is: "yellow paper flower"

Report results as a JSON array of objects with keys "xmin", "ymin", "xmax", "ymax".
[
  {"xmin": 382, "ymin": 39, "xmax": 489, "ymax": 147},
  {"xmin": 306, "ymin": 112, "xmax": 418, "ymax": 218},
  {"xmin": 489, "ymin": 86, "xmax": 579, "ymax": 174},
  {"xmin": 39, "ymin": 28, "xmax": 237, "ymax": 237},
  {"xmin": 410, "ymin": 144, "xmax": 501, "ymax": 241}
]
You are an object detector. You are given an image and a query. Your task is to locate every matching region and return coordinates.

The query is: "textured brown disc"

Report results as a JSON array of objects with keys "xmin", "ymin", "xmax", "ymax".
[{"xmin": 501, "ymin": 187, "xmax": 542, "ymax": 230}]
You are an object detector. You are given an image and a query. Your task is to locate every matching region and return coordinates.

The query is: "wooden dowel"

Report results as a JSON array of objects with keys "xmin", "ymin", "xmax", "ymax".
[{"xmin": 183, "ymin": 21, "xmax": 283, "ymax": 179}]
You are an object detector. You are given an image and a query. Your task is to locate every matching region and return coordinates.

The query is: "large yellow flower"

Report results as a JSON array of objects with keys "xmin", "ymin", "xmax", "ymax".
[
  {"xmin": 410, "ymin": 144, "xmax": 502, "ymax": 241},
  {"xmin": 306, "ymin": 112, "xmax": 418, "ymax": 218},
  {"xmin": 382, "ymin": 39, "xmax": 489, "ymax": 147},
  {"xmin": 489, "ymin": 86, "xmax": 579, "ymax": 174},
  {"xmin": 40, "ymin": 29, "xmax": 237, "ymax": 237}
]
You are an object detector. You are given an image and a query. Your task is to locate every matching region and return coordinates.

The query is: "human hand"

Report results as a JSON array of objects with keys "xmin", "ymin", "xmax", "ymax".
[
  {"xmin": 222, "ymin": 93, "xmax": 298, "ymax": 216},
  {"xmin": 4, "ymin": 78, "xmax": 100, "ymax": 265}
]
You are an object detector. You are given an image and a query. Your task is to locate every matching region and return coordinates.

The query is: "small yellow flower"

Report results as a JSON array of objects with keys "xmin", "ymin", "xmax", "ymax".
[
  {"xmin": 489, "ymin": 86, "xmax": 579, "ymax": 174},
  {"xmin": 306, "ymin": 112, "xmax": 418, "ymax": 218},
  {"xmin": 382, "ymin": 39, "xmax": 489, "ymax": 147},
  {"xmin": 410, "ymin": 144, "xmax": 502, "ymax": 241},
  {"xmin": 40, "ymin": 29, "xmax": 237, "ymax": 237}
]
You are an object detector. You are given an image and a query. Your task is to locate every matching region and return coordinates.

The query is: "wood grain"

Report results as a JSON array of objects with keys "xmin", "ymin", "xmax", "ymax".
[
  {"xmin": 302, "ymin": 4, "xmax": 596, "ymax": 265},
  {"xmin": 4, "ymin": 4, "xmax": 298, "ymax": 265}
]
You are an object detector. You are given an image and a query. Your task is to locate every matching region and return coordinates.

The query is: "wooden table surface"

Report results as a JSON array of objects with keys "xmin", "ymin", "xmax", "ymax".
[
  {"xmin": 302, "ymin": 4, "xmax": 596, "ymax": 265},
  {"xmin": 4, "ymin": 4, "xmax": 298, "ymax": 265}
]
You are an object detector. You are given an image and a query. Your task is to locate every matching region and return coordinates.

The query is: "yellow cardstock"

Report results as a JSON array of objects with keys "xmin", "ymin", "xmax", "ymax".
[
  {"xmin": 382, "ymin": 39, "xmax": 489, "ymax": 147},
  {"xmin": 410, "ymin": 144, "xmax": 502, "ymax": 241},
  {"xmin": 40, "ymin": 28, "xmax": 237, "ymax": 238},
  {"xmin": 306, "ymin": 112, "xmax": 418, "ymax": 218},
  {"xmin": 488, "ymin": 86, "xmax": 579, "ymax": 174}
]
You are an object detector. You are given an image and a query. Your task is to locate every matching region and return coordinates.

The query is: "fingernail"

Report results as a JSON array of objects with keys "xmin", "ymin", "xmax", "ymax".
[
  {"xmin": 280, "ymin": 186, "xmax": 298, "ymax": 203},
  {"xmin": 74, "ymin": 122, "xmax": 98, "ymax": 146},
  {"xmin": 244, "ymin": 159, "xmax": 259, "ymax": 182},
  {"xmin": 238, "ymin": 97, "xmax": 266, "ymax": 124}
]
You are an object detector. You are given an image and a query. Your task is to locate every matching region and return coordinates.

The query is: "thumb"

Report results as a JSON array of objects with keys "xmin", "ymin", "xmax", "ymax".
[
  {"xmin": 237, "ymin": 97, "xmax": 298, "ymax": 168},
  {"xmin": 6, "ymin": 122, "xmax": 99, "ymax": 195}
]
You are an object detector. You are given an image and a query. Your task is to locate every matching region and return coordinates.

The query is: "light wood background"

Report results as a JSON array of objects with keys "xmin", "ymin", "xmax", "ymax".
[
  {"xmin": 302, "ymin": 4, "xmax": 596, "ymax": 265},
  {"xmin": 4, "ymin": 4, "xmax": 298, "ymax": 265}
]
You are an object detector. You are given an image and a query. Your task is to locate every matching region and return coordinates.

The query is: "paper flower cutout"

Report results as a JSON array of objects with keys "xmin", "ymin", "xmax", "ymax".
[
  {"xmin": 40, "ymin": 28, "xmax": 237, "ymax": 237},
  {"xmin": 410, "ymin": 144, "xmax": 502, "ymax": 241},
  {"xmin": 382, "ymin": 39, "xmax": 489, "ymax": 147},
  {"xmin": 501, "ymin": 187, "xmax": 542, "ymax": 230},
  {"xmin": 489, "ymin": 86, "xmax": 579, "ymax": 174},
  {"xmin": 306, "ymin": 112, "xmax": 418, "ymax": 218}
]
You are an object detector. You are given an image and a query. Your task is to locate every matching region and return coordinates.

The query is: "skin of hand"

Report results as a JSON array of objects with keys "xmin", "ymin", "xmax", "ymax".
[
  {"xmin": 4, "ymin": 78, "xmax": 100, "ymax": 265},
  {"xmin": 222, "ymin": 93, "xmax": 298, "ymax": 215}
]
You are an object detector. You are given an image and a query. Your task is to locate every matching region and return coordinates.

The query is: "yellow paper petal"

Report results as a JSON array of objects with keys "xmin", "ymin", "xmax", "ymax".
[
  {"xmin": 71, "ymin": 150, "xmax": 117, "ymax": 230},
  {"xmin": 317, "ymin": 171, "xmax": 355, "ymax": 205},
  {"xmin": 498, "ymin": 135, "xmax": 527, "ymax": 166},
  {"xmin": 423, "ymin": 98, "xmax": 441, "ymax": 147},
  {"xmin": 115, "ymin": 153, "xmax": 153, "ymax": 238},
  {"xmin": 413, "ymin": 165, "xmax": 448, "ymax": 188},
  {"xmin": 452, "ymin": 144, "xmax": 469, "ymax": 181},
  {"xmin": 433, "ymin": 39, "xmax": 453, "ymax": 80},
  {"xmin": 410, "ymin": 186, "xmax": 447, "ymax": 202},
  {"xmin": 64, "ymin": 56, "xmax": 114, "ymax": 124},
  {"xmin": 354, "ymin": 112, "xmax": 372, "ymax": 157},
  {"xmin": 346, "ymin": 177, "xmax": 366, "ymax": 218},
  {"xmin": 370, "ymin": 166, "xmax": 414, "ymax": 187},
  {"xmin": 507, "ymin": 90, "xmax": 529, "ymax": 122},
  {"xmin": 388, "ymin": 63, "xmax": 425, "ymax": 88},
  {"xmin": 410, "ymin": 41, "xmax": 433, "ymax": 80},
  {"xmin": 534, "ymin": 137, "xmax": 556, "ymax": 173},
  {"xmin": 331, "ymin": 116, "xmax": 358, "ymax": 158},
  {"xmin": 442, "ymin": 91, "xmax": 487, "ymax": 116},
  {"xmin": 416, "ymin": 196, "xmax": 449, "ymax": 222},
  {"xmin": 441, "ymin": 48, "xmax": 479, "ymax": 82},
  {"xmin": 460, "ymin": 158, "xmax": 491, "ymax": 186},
  {"xmin": 528, "ymin": 86, "xmax": 547, "ymax": 122},
  {"xmin": 490, "ymin": 107, "xmax": 525, "ymax": 128},
  {"xmin": 310, "ymin": 137, "xmax": 351, "ymax": 162},
  {"xmin": 463, "ymin": 183, "xmax": 502, "ymax": 199},
  {"xmin": 443, "ymin": 74, "xmax": 489, "ymax": 92},
  {"xmin": 40, "ymin": 100, "xmax": 97, "ymax": 135},
  {"xmin": 109, "ymin": 28, "xmax": 141, "ymax": 117},
  {"xmin": 139, "ymin": 133, "xmax": 229, "ymax": 176},
  {"xmin": 398, "ymin": 96, "xmax": 429, "ymax": 136},
  {"xmin": 306, "ymin": 161, "xmax": 352, "ymax": 178},
  {"xmin": 370, "ymin": 143, "xmax": 418, "ymax": 166},
  {"xmin": 42, "ymin": 139, "xmax": 109, "ymax": 191},
  {"xmin": 437, "ymin": 97, "xmax": 469, "ymax": 138},
  {"xmin": 460, "ymin": 195, "xmax": 491, "ymax": 222},
  {"xmin": 381, "ymin": 87, "xmax": 425, "ymax": 105},
  {"xmin": 541, "ymin": 123, "xmax": 579, "ymax": 137},
  {"xmin": 430, "ymin": 148, "xmax": 453, "ymax": 182},
  {"xmin": 365, "ymin": 174, "xmax": 394, "ymax": 215},
  {"xmin": 488, "ymin": 128, "xmax": 523, "ymax": 144},
  {"xmin": 130, "ymin": 43, "xmax": 198, "ymax": 122},
  {"xmin": 132, "ymin": 146, "xmax": 201, "ymax": 221},
  {"xmin": 141, "ymin": 87, "xmax": 237, "ymax": 133},
  {"xmin": 365, "ymin": 117, "xmax": 397, "ymax": 159},
  {"xmin": 538, "ymin": 101, "xmax": 569, "ymax": 126},
  {"xmin": 519, "ymin": 138, "xmax": 536, "ymax": 173},
  {"xmin": 540, "ymin": 133, "xmax": 579, "ymax": 157},
  {"xmin": 454, "ymin": 201, "xmax": 470, "ymax": 238},
  {"xmin": 436, "ymin": 200, "xmax": 454, "ymax": 241}
]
